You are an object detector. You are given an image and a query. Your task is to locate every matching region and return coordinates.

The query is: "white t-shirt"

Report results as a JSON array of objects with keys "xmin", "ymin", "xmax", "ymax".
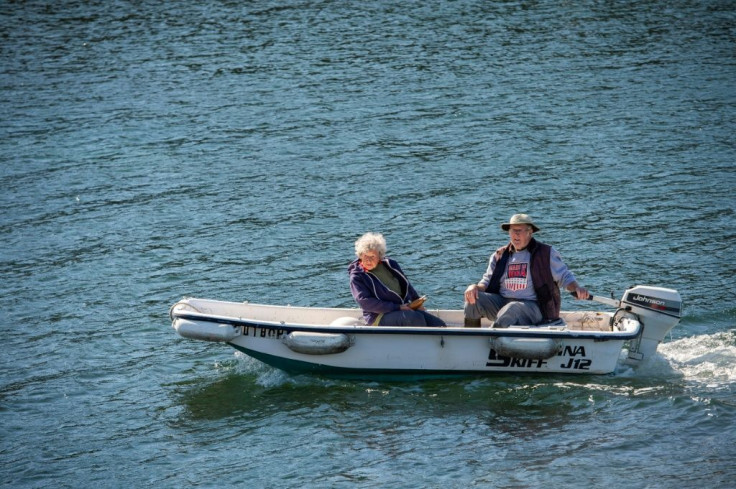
[{"xmin": 478, "ymin": 246, "xmax": 576, "ymax": 300}]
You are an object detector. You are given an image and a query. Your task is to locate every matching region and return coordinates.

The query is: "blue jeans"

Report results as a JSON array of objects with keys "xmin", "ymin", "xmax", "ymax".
[
  {"xmin": 464, "ymin": 292, "xmax": 543, "ymax": 327},
  {"xmin": 378, "ymin": 310, "xmax": 446, "ymax": 327}
]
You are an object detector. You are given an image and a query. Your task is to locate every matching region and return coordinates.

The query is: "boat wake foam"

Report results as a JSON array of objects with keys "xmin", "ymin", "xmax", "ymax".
[
  {"xmin": 233, "ymin": 351, "xmax": 293, "ymax": 387},
  {"xmin": 658, "ymin": 331, "xmax": 736, "ymax": 386}
]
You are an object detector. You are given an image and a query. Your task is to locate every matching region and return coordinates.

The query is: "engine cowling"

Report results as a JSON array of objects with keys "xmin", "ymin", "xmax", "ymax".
[{"xmin": 621, "ymin": 285, "xmax": 682, "ymax": 364}]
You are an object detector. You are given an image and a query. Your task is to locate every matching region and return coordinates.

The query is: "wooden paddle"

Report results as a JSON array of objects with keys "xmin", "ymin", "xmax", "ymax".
[{"xmin": 408, "ymin": 295, "xmax": 427, "ymax": 310}]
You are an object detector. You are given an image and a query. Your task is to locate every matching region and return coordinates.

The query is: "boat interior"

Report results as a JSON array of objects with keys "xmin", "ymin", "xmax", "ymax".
[{"xmin": 174, "ymin": 298, "xmax": 624, "ymax": 333}]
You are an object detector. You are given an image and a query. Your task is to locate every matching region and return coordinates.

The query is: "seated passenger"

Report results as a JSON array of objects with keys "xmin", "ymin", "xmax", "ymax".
[
  {"xmin": 348, "ymin": 232, "xmax": 445, "ymax": 327},
  {"xmin": 463, "ymin": 214, "xmax": 589, "ymax": 328}
]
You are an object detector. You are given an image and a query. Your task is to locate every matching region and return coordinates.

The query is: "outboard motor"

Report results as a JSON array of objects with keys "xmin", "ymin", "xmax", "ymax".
[{"xmin": 621, "ymin": 286, "xmax": 682, "ymax": 365}]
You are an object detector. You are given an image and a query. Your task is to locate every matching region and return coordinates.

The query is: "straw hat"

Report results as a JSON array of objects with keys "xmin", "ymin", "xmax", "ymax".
[{"xmin": 501, "ymin": 213, "xmax": 540, "ymax": 233}]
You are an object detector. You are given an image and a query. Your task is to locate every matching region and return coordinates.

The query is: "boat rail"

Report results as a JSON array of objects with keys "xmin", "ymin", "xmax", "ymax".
[{"xmin": 171, "ymin": 309, "xmax": 642, "ymax": 341}]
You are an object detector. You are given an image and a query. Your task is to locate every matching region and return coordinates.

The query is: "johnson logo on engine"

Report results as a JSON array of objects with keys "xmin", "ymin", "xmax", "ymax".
[{"xmin": 623, "ymin": 292, "xmax": 682, "ymax": 317}]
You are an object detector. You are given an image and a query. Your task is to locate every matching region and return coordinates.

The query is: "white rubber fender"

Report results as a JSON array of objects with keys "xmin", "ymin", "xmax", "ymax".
[
  {"xmin": 490, "ymin": 336, "xmax": 561, "ymax": 360},
  {"xmin": 174, "ymin": 319, "xmax": 242, "ymax": 342},
  {"xmin": 283, "ymin": 331, "xmax": 353, "ymax": 355}
]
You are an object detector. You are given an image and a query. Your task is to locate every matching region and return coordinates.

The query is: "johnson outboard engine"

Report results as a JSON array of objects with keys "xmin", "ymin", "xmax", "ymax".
[{"xmin": 620, "ymin": 286, "xmax": 682, "ymax": 365}]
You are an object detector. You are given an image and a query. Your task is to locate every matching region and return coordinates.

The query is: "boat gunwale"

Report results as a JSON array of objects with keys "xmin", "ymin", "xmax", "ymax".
[{"xmin": 172, "ymin": 310, "xmax": 642, "ymax": 341}]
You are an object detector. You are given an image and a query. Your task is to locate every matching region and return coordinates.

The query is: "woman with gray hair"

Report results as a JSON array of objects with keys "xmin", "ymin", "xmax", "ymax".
[{"xmin": 348, "ymin": 232, "xmax": 445, "ymax": 327}]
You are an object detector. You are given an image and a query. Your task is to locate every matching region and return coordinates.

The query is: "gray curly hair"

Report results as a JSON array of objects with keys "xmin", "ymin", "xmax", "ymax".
[{"xmin": 354, "ymin": 232, "xmax": 387, "ymax": 258}]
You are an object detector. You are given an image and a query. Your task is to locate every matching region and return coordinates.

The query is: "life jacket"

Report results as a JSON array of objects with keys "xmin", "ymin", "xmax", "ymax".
[{"xmin": 485, "ymin": 238, "xmax": 561, "ymax": 322}]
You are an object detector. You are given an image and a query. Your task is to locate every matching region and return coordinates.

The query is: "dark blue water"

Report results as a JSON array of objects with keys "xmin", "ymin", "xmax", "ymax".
[{"xmin": 1, "ymin": 1, "xmax": 734, "ymax": 487}]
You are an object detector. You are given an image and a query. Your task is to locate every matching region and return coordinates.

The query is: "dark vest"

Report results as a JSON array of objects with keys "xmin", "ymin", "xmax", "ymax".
[{"xmin": 485, "ymin": 238, "xmax": 561, "ymax": 322}]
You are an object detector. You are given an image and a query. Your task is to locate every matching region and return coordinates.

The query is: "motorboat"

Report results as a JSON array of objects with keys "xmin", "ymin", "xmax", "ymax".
[{"xmin": 169, "ymin": 285, "xmax": 682, "ymax": 379}]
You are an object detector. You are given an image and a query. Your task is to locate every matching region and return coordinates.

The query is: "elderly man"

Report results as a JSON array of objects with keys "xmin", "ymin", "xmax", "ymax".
[{"xmin": 463, "ymin": 214, "xmax": 590, "ymax": 328}]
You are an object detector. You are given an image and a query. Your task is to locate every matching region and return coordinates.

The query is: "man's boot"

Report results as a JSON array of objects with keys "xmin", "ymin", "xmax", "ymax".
[{"xmin": 464, "ymin": 317, "xmax": 481, "ymax": 328}]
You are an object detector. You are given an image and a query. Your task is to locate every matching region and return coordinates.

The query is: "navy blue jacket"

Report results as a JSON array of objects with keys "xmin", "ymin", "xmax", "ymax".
[{"xmin": 348, "ymin": 257, "xmax": 421, "ymax": 325}]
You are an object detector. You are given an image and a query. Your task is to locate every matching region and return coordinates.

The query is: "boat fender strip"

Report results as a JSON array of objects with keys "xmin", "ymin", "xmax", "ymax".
[
  {"xmin": 283, "ymin": 332, "xmax": 353, "ymax": 355},
  {"xmin": 490, "ymin": 337, "xmax": 561, "ymax": 360},
  {"xmin": 174, "ymin": 319, "xmax": 242, "ymax": 342}
]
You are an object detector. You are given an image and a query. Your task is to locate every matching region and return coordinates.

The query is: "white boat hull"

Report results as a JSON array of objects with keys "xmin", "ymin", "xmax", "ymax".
[
  {"xmin": 228, "ymin": 324, "xmax": 626, "ymax": 376},
  {"xmin": 170, "ymin": 285, "xmax": 682, "ymax": 379}
]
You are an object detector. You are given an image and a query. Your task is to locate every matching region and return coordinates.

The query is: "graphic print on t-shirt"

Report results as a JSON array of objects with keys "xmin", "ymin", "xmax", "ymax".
[{"xmin": 504, "ymin": 263, "xmax": 528, "ymax": 291}]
